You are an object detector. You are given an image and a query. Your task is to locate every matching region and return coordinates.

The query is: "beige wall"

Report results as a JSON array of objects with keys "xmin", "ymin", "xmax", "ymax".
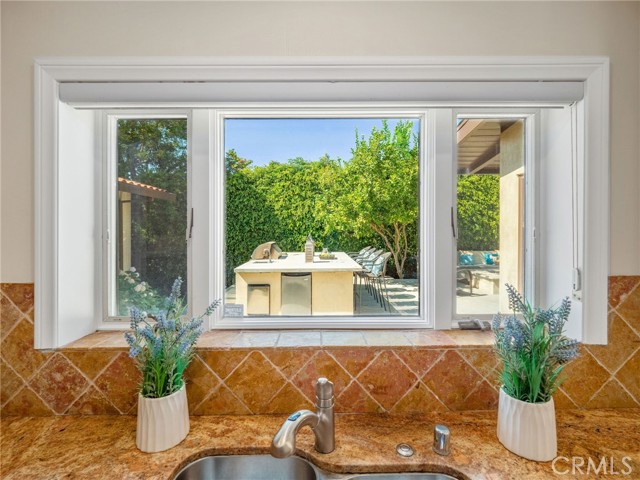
[{"xmin": 1, "ymin": 1, "xmax": 639, "ymax": 281}]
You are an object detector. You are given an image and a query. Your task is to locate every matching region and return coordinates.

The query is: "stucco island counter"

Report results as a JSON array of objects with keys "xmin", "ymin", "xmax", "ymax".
[{"xmin": 234, "ymin": 252, "xmax": 362, "ymax": 316}]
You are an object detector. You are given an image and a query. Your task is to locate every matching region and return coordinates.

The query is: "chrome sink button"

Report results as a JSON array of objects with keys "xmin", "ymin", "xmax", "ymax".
[{"xmin": 396, "ymin": 443, "xmax": 414, "ymax": 457}]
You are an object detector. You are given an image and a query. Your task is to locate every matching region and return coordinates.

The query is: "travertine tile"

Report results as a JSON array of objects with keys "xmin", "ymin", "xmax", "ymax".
[
  {"xmin": 586, "ymin": 379, "xmax": 639, "ymax": 409},
  {"xmin": 560, "ymin": 349, "xmax": 611, "ymax": 407},
  {"xmin": 199, "ymin": 350, "xmax": 250, "ymax": 380},
  {"xmin": 616, "ymin": 350, "xmax": 640, "ymax": 401},
  {"xmin": 395, "ymin": 349, "xmax": 444, "ymax": 378},
  {"xmin": 0, "ymin": 319, "xmax": 51, "ymax": 380},
  {"xmin": 335, "ymin": 381, "xmax": 384, "ymax": 414},
  {"xmin": 63, "ymin": 351, "xmax": 118, "ymax": 380},
  {"xmin": 263, "ymin": 382, "xmax": 313, "ymax": 414},
  {"xmin": 94, "ymin": 352, "xmax": 141, "ymax": 414},
  {"xmin": 184, "ymin": 355, "xmax": 220, "ymax": 412},
  {"xmin": 66, "ymin": 386, "xmax": 119, "ymax": 415},
  {"xmin": 357, "ymin": 351, "xmax": 418, "ymax": 410},
  {"xmin": 0, "ymin": 284, "xmax": 34, "ymax": 314},
  {"xmin": 264, "ymin": 349, "xmax": 314, "ymax": 379},
  {"xmin": 225, "ymin": 351, "xmax": 286, "ymax": 413},
  {"xmin": 29, "ymin": 354, "xmax": 89, "ymax": 414},
  {"xmin": 617, "ymin": 282, "xmax": 640, "ymax": 334},
  {"xmin": 423, "ymin": 351, "xmax": 484, "ymax": 408},
  {"xmin": 586, "ymin": 312, "xmax": 640, "ymax": 373},
  {"xmin": 276, "ymin": 331, "xmax": 322, "ymax": 347},
  {"xmin": 1, "ymin": 387, "xmax": 52, "ymax": 416},
  {"xmin": 292, "ymin": 351, "xmax": 352, "ymax": 403},
  {"xmin": 608, "ymin": 275, "xmax": 640, "ymax": 309},
  {"xmin": 0, "ymin": 294, "xmax": 23, "ymax": 341},
  {"xmin": 321, "ymin": 331, "xmax": 366, "ymax": 346},
  {"xmin": 362, "ymin": 331, "xmax": 412, "ymax": 346},
  {"xmin": 390, "ymin": 382, "xmax": 445, "ymax": 414},
  {"xmin": 325, "ymin": 349, "xmax": 377, "ymax": 378},
  {"xmin": 0, "ymin": 359, "xmax": 24, "ymax": 406},
  {"xmin": 193, "ymin": 385, "xmax": 251, "ymax": 415},
  {"xmin": 231, "ymin": 331, "xmax": 280, "ymax": 348}
]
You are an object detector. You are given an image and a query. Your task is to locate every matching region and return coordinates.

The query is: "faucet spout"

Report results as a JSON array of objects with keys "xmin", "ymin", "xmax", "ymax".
[
  {"xmin": 270, "ymin": 378, "xmax": 335, "ymax": 458},
  {"xmin": 270, "ymin": 410, "xmax": 318, "ymax": 458}
]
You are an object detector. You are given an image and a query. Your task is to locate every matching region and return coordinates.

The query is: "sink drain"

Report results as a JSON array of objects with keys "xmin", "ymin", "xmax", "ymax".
[{"xmin": 396, "ymin": 443, "xmax": 414, "ymax": 457}]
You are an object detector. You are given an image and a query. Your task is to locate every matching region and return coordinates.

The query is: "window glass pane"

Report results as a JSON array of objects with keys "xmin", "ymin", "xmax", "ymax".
[
  {"xmin": 456, "ymin": 118, "xmax": 525, "ymax": 316},
  {"xmin": 224, "ymin": 118, "xmax": 421, "ymax": 317},
  {"xmin": 115, "ymin": 118, "xmax": 188, "ymax": 316}
]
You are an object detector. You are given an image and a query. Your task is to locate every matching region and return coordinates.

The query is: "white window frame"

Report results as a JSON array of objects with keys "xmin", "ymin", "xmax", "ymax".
[
  {"xmin": 212, "ymin": 108, "xmax": 428, "ymax": 330},
  {"xmin": 103, "ymin": 110, "xmax": 192, "ymax": 322},
  {"xmin": 450, "ymin": 109, "xmax": 538, "ymax": 324},
  {"xmin": 34, "ymin": 57, "xmax": 609, "ymax": 348}
]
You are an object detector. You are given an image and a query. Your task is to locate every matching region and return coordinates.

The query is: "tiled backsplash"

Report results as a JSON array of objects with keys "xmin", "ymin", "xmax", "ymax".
[{"xmin": 1, "ymin": 278, "xmax": 639, "ymax": 416}]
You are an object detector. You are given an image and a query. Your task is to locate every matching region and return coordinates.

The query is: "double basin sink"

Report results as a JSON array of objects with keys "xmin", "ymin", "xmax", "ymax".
[{"xmin": 174, "ymin": 455, "xmax": 458, "ymax": 480}]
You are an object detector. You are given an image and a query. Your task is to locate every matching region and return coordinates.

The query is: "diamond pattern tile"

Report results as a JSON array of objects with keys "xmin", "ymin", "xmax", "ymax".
[
  {"xmin": 327, "ymin": 349, "xmax": 378, "ymax": 377},
  {"xmin": 586, "ymin": 312, "xmax": 640, "ymax": 373},
  {"xmin": 608, "ymin": 276, "xmax": 640, "ymax": 309},
  {"xmin": 94, "ymin": 352, "xmax": 140, "ymax": 414},
  {"xmin": 199, "ymin": 350, "xmax": 250, "ymax": 380},
  {"xmin": 390, "ymin": 382, "xmax": 445, "ymax": 414},
  {"xmin": 1, "ymin": 294, "xmax": 24, "ymax": 341},
  {"xmin": 29, "ymin": 354, "xmax": 89, "ymax": 414},
  {"xmin": 263, "ymin": 382, "xmax": 313, "ymax": 414},
  {"xmin": 292, "ymin": 351, "xmax": 352, "ymax": 403},
  {"xmin": 1, "ymin": 319, "xmax": 51, "ymax": 380},
  {"xmin": 1, "ymin": 358, "xmax": 24, "ymax": 406},
  {"xmin": 1, "ymin": 387, "xmax": 52, "ymax": 416},
  {"xmin": 335, "ymin": 381, "xmax": 384, "ymax": 414},
  {"xmin": 617, "ymin": 282, "xmax": 640, "ymax": 334},
  {"xmin": 560, "ymin": 349, "xmax": 611, "ymax": 407},
  {"xmin": 225, "ymin": 351, "xmax": 286, "ymax": 413},
  {"xmin": 66, "ymin": 386, "xmax": 119, "ymax": 415},
  {"xmin": 194, "ymin": 385, "xmax": 251, "ymax": 415},
  {"xmin": 616, "ymin": 350, "xmax": 640, "ymax": 401},
  {"xmin": 423, "ymin": 350, "xmax": 484, "ymax": 407},
  {"xmin": 264, "ymin": 350, "xmax": 314, "ymax": 379},
  {"xmin": 2, "ymin": 276, "xmax": 640, "ymax": 417},
  {"xmin": 184, "ymin": 355, "xmax": 220, "ymax": 412},
  {"xmin": 357, "ymin": 351, "xmax": 418, "ymax": 410}
]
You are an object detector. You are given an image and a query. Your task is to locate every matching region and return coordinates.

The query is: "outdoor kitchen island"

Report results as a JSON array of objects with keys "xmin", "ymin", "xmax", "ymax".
[{"xmin": 234, "ymin": 252, "xmax": 362, "ymax": 316}]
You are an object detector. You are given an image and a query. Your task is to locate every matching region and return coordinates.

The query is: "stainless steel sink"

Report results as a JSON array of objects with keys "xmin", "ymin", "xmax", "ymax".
[
  {"xmin": 173, "ymin": 455, "xmax": 460, "ymax": 480},
  {"xmin": 352, "ymin": 475, "xmax": 457, "ymax": 480},
  {"xmin": 173, "ymin": 455, "xmax": 319, "ymax": 480}
]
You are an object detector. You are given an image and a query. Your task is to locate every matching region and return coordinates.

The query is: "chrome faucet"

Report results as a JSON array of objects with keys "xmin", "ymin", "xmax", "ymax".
[{"xmin": 271, "ymin": 377, "xmax": 335, "ymax": 458}]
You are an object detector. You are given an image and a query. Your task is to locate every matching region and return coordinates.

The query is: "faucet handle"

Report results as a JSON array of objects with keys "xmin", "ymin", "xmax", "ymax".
[
  {"xmin": 315, "ymin": 378, "xmax": 334, "ymax": 407},
  {"xmin": 433, "ymin": 424, "xmax": 450, "ymax": 456}
]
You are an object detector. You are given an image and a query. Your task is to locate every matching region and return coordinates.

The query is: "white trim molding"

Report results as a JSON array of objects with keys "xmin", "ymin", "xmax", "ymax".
[{"xmin": 34, "ymin": 56, "xmax": 609, "ymax": 348}]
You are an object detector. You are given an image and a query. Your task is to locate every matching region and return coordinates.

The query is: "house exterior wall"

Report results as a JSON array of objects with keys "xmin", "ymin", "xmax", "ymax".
[{"xmin": 1, "ymin": 1, "xmax": 639, "ymax": 281}]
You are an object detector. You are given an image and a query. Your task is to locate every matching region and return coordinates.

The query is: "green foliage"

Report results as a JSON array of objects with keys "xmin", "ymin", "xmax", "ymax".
[
  {"xmin": 327, "ymin": 121, "xmax": 419, "ymax": 278},
  {"xmin": 117, "ymin": 119, "xmax": 188, "ymax": 300},
  {"xmin": 117, "ymin": 268, "xmax": 164, "ymax": 315},
  {"xmin": 492, "ymin": 285, "xmax": 579, "ymax": 403},
  {"xmin": 125, "ymin": 278, "xmax": 220, "ymax": 399},
  {"xmin": 457, "ymin": 174, "xmax": 500, "ymax": 251}
]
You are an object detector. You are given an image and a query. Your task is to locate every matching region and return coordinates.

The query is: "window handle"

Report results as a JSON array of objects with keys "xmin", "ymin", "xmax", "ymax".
[
  {"xmin": 187, "ymin": 208, "xmax": 194, "ymax": 240},
  {"xmin": 450, "ymin": 207, "xmax": 457, "ymax": 239}
]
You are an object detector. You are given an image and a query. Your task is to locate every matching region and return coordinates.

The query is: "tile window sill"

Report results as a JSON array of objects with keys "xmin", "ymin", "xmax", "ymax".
[{"xmin": 60, "ymin": 329, "xmax": 494, "ymax": 351}]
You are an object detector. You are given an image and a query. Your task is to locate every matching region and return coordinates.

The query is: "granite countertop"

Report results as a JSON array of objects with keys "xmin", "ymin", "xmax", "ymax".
[{"xmin": 2, "ymin": 410, "xmax": 639, "ymax": 480}]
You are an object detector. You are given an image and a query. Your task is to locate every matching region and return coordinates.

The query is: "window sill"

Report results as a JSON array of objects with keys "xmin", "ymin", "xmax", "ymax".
[{"xmin": 60, "ymin": 329, "xmax": 494, "ymax": 351}]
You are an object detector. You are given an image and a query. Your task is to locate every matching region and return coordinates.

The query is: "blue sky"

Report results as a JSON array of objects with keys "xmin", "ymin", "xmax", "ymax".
[{"xmin": 224, "ymin": 118, "xmax": 420, "ymax": 166}]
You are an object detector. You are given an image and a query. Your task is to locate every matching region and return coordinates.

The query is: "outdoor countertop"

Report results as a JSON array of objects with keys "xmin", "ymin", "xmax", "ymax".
[
  {"xmin": 234, "ymin": 252, "xmax": 363, "ymax": 273},
  {"xmin": 2, "ymin": 409, "xmax": 639, "ymax": 479}
]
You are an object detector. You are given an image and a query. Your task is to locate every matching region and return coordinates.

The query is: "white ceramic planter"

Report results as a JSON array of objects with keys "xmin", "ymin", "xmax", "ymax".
[
  {"xmin": 497, "ymin": 388, "xmax": 557, "ymax": 462},
  {"xmin": 136, "ymin": 384, "xmax": 189, "ymax": 453}
]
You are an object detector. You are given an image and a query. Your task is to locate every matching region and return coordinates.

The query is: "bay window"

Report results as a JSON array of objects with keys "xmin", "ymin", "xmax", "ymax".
[{"xmin": 34, "ymin": 57, "xmax": 609, "ymax": 348}]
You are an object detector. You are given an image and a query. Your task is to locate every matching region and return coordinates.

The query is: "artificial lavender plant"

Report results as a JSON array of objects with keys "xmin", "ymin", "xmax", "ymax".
[
  {"xmin": 125, "ymin": 277, "xmax": 220, "ymax": 398},
  {"xmin": 492, "ymin": 284, "xmax": 579, "ymax": 404}
]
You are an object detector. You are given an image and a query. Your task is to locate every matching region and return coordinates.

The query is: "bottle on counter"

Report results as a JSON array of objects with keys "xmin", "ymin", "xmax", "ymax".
[{"xmin": 305, "ymin": 234, "xmax": 315, "ymax": 263}]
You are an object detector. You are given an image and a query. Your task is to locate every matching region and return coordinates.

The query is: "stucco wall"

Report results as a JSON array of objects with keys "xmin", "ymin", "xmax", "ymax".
[{"xmin": 1, "ymin": 1, "xmax": 639, "ymax": 281}]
